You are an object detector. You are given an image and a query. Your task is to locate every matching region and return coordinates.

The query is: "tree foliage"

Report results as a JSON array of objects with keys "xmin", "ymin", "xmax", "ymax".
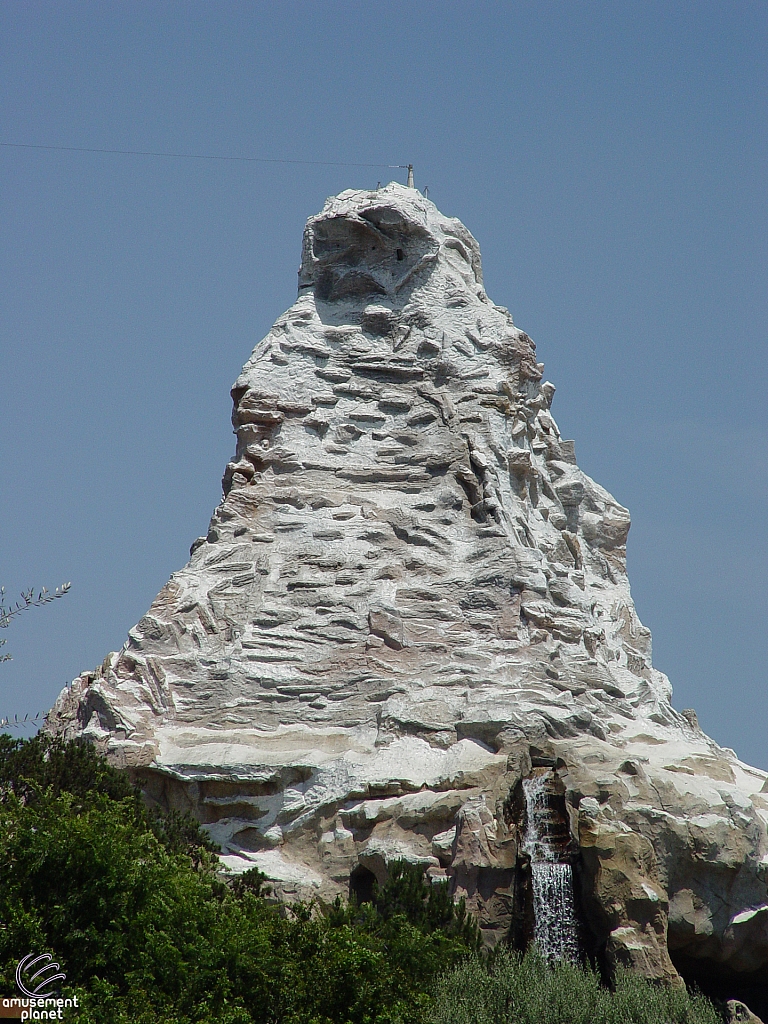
[{"xmin": 0, "ymin": 735, "xmax": 475, "ymax": 1023}]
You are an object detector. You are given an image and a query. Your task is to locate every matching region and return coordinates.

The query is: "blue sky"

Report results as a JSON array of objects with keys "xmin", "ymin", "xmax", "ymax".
[{"xmin": 1, "ymin": 2, "xmax": 766, "ymax": 766}]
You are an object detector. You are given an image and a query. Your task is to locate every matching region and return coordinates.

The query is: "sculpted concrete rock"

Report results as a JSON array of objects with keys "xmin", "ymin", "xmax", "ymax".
[
  {"xmin": 48, "ymin": 184, "xmax": 768, "ymax": 998},
  {"xmin": 727, "ymin": 1000, "xmax": 766, "ymax": 1024},
  {"xmin": 577, "ymin": 795, "xmax": 678, "ymax": 983}
]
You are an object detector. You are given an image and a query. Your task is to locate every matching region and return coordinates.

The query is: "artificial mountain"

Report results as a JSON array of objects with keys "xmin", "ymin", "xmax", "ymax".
[{"xmin": 49, "ymin": 183, "xmax": 768, "ymax": 1004}]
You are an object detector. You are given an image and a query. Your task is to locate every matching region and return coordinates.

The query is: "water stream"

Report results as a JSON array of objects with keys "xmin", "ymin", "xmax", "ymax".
[{"xmin": 522, "ymin": 773, "xmax": 580, "ymax": 963}]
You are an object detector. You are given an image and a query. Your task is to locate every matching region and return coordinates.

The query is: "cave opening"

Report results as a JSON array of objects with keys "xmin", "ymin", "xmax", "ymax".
[
  {"xmin": 349, "ymin": 865, "xmax": 376, "ymax": 905},
  {"xmin": 671, "ymin": 952, "xmax": 768, "ymax": 1021}
]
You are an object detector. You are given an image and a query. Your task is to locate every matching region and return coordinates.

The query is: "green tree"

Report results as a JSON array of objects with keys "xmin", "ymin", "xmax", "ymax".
[
  {"xmin": 0, "ymin": 736, "xmax": 478, "ymax": 1023},
  {"xmin": 374, "ymin": 860, "xmax": 480, "ymax": 949}
]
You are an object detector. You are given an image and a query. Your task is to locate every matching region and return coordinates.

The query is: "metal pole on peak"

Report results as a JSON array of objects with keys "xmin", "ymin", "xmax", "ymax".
[{"xmin": 406, "ymin": 164, "xmax": 414, "ymax": 188}]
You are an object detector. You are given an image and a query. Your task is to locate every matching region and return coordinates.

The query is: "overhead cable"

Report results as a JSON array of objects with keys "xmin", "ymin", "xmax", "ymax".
[{"xmin": 0, "ymin": 141, "xmax": 406, "ymax": 169}]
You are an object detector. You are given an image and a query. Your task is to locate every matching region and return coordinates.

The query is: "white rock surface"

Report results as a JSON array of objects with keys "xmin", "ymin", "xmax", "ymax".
[{"xmin": 47, "ymin": 183, "xmax": 768, "ymax": 991}]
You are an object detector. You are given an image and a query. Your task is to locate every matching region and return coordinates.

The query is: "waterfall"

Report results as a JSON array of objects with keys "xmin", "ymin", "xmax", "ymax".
[{"xmin": 522, "ymin": 773, "xmax": 580, "ymax": 963}]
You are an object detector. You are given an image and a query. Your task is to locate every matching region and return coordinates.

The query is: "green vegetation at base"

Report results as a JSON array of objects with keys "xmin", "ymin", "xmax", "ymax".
[
  {"xmin": 428, "ymin": 948, "xmax": 721, "ymax": 1024},
  {"xmin": 0, "ymin": 735, "xmax": 475, "ymax": 1023},
  {"xmin": 0, "ymin": 735, "xmax": 723, "ymax": 1024}
]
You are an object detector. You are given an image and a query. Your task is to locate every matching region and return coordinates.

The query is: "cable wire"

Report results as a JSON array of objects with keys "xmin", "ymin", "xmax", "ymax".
[{"xmin": 0, "ymin": 141, "xmax": 407, "ymax": 169}]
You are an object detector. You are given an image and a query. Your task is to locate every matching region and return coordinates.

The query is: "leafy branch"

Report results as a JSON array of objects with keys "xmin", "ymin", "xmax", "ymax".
[
  {"xmin": 0, "ymin": 582, "xmax": 71, "ymax": 628},
  {"xmin": 0, "ymin": 711, "xmax": 46, "ymax": 729},
  {"xmin": 0, "ymin": 583, "xmax": 71, "ymax": 663}
]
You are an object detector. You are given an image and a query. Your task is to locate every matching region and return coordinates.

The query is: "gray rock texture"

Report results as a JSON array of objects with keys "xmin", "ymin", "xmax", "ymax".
[{"xmin": 48, "ymin": 184, "xmax": 768, "ymax": 992}]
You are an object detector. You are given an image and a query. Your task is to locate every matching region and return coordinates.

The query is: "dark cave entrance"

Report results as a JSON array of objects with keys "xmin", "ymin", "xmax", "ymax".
[
  {"xmin": 349, "ymin": 865, "xmax": 377, "ymax": 905},
  {"xmin": 671, "ymin": 951, "xmax": 768, "ymax": 1021}
]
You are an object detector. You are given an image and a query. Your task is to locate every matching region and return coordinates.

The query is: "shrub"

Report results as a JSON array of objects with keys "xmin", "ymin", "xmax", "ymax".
[
  {"xmin": 0, "ymin": 732, "xmax": 217, "ymax": 863},
  {"xmin": 426, "ymin": 947, "xmax": 721, "ymax": 1024},
  {"xmin": 0, "ymin": 735, "xmax": 717, "ymax": 1024}
]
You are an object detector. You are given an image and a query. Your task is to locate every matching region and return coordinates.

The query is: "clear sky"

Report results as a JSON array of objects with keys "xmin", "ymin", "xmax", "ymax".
[{"xmin": 1, "ymin": 2, "xmax": 766, "ymax": 767}]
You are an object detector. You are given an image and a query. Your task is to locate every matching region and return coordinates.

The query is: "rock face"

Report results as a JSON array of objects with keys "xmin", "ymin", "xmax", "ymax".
[{"xmin": 48, "ymin": 183, "xmax": 768, "ymax": 999}]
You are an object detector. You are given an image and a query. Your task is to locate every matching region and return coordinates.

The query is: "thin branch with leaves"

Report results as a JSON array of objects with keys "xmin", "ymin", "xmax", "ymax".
[
  {"xmin": 0, "ymin": 711, "xmax": 46, "ymax": 729},
  {"xmin": 0, "ymin": 583, "xmax": 70, "ymax": 727},
  {"xmin": 0, "ymin": 583, "xmax": 71, "ymax": 662},
  {"xmin": 0, "ymin": 582, "xmax": 71, "ymax": 628}
]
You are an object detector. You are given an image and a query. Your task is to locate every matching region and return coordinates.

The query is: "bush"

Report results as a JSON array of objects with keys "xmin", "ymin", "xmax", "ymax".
[{"xmin": 426, "ymin": 947, "xmax": 721, "ymax": 1024}]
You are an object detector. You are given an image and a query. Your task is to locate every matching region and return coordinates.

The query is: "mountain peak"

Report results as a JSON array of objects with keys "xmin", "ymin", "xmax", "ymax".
[{"xmin": 48, "ymin": 189, "xmax": 768, "ymax": 990}]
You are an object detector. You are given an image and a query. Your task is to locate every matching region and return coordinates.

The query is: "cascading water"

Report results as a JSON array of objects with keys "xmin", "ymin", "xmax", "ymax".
[{"xmin": 522, "ymin": 773, "xmax": 580, "ymax": 963}]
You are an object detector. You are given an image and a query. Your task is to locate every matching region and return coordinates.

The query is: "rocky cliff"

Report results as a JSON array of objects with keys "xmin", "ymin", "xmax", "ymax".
[{"xmin": 48, "ymin": 183, "xmax": 768, "ymax": 1001}]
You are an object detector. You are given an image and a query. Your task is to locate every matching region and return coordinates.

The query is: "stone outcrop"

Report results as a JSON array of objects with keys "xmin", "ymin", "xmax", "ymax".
[
  {"xmin": 727, "ymin": 1000, "xmax": 766, "ymax": 1024},
  {"xmin": 48, "ymin": 184, "xmax": 768, "ymax": 1003}
]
